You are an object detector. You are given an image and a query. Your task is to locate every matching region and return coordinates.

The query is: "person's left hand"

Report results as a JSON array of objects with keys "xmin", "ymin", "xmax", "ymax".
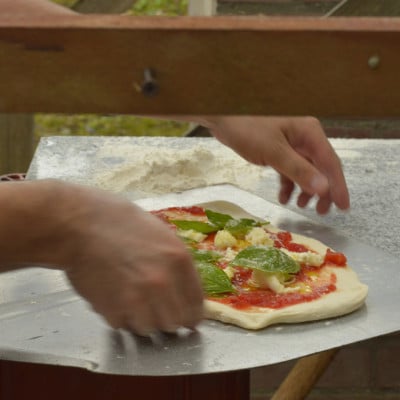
[{"xmin": 204, "ymin": 116, "xmax": 349, "ymax": 215}]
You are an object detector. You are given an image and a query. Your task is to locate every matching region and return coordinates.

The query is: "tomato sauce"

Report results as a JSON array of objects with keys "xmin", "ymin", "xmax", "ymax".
[
  {"xmin": 213, "ymin": 270, "xmax": 337, "ymax": 310},
  {"xmin": 324, "ymin": 248, "xmax": 347, "ymax": 267},
  {"xmin": 273, "ymin": 231, "xmax": 309, "ymax": 253}
]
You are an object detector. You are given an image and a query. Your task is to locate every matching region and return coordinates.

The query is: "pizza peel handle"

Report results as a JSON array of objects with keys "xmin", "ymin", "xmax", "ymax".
[{"xmin": 271, "ymin": 348, "xmax": 339, "ymax": 400}]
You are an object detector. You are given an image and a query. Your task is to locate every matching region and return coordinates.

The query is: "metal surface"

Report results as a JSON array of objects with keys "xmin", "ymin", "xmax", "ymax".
[{"xmin": 0, "ymin": 136, "xmax": 399, "ymax": 376}]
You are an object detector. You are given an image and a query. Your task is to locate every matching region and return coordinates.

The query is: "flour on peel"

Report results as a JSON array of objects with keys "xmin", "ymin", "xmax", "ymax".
[{"xmin": 94, "ymin": 145, "xmax": 266, "ymax": 196}]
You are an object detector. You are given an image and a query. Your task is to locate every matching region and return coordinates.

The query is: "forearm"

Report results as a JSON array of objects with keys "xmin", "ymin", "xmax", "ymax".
[
  {"xmin": 0, "ymin": 180, "xmax": 77, "ymax": 271},
  {"xmin": 0, "ymin": 0, "xmax": 76, "ymax": 16}
]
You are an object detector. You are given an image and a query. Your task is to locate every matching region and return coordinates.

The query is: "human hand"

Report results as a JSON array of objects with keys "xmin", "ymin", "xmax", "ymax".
[
  {"xmin": 60, "ymin": 184, "xmax": 203, "ymax": 336},
  {"xmin": 205, "ymin": 116, "xmax": 349, "ymax": 214}
]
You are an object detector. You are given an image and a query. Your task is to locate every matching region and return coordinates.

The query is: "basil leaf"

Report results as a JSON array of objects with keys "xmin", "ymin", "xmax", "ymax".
[
  {"xmin": 225, "ymin": 218, "xmax": 260, "ymax": 239},
  {"xmin": 192, "ymin": 248, "xmax": 222, "ymax": 263},
  {"xmin": 171, "ymin": 220, "xmax": 218, "ymax": 233},
  {"xmin": 205, "ymin": 209, "xmax": 233, "ymax": 229},
  {"xmin": 196, "ymin": 262, "xmax": 234, "ymax": 295},
  {"xmin": 230, "ymin": 246, "xmax": 300, "ymax": 274}
]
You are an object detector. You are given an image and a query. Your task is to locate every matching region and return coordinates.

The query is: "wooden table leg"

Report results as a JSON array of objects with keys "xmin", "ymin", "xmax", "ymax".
[
  {"xmin": 0, "ymin": 360, "xmax": 249, "ymax": 400},
  {"xmin": 270, "ymin": 348, "xmax": 339, "ymax": 400}
]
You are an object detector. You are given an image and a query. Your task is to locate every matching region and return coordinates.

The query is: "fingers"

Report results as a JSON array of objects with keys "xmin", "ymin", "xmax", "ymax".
[
  {"xmin": 207, "ymin": 116, "xmax": 349, "ymax": 214},
  {"xmin": 64, "ymin": 191, "xmax": 204, "ymax": 337},
  {"xmin": 99, "ymin": 262, "xmax": 203, "ymax": 337},
  {"xmin": 276, "ymin": 117, "xmax": 350, "ymax": 213},
  {"xmin": 279, "ymin": 175, "xmax": 295, "ymax": 205},
  {"xmin": 121, "ymin": 258, "xmax": 203, "ymax": 336}
]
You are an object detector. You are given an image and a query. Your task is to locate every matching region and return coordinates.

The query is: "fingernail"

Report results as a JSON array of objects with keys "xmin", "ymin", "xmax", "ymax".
[
  {"xmin": 310, "ymin": 175, "xmax": 329, "ymax": 194},
  {"xmin": 163, "ymin": 325, "xmax": 180, "ymax": 334}
]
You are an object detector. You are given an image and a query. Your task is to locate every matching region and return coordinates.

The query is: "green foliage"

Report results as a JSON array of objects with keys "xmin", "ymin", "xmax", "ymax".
[
  {"xmin": 130, "ymin": 0, "xmax": 188, "ymax": 16},
  {"xmin": 35, "ymin": 114, "xmax": 188, "ymax": 141}
]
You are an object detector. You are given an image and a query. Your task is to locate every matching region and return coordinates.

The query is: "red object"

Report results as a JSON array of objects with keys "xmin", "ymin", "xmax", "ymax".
[
  {"xmin": 274, "ymin": 230, "xmax": 309, "ymax": 252},
  {"xmin": 324, "ymin": 249, "xmax": 347, "ymax": 266},
  {"xmin": 0, "ymin": 173, "xmax": 26, "ymax": 182}
]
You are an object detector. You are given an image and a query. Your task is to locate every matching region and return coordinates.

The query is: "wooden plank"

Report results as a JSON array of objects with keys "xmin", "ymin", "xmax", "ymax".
[
  {"xmin": 1, "ymin": 16, "xmax": 400, "ymax": 117},
  {"xmin": 0, "ymin": 114, "xmax": 34, "ymax": 175},
  {"xmin": 328, "ymin": 0, "xmax": 400, "ymax": 16}
]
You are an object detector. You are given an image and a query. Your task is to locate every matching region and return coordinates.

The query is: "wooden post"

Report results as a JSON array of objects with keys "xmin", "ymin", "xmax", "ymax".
[
  {"xmin": 188, "ymin": 0, "xmax": 216, "ymax": 16},
  {"xmin": 270, "ymin": 349, "xmax": 338, "ymax": 400},
  {"xmin": 0, "ymin": 114, "xmax": 34, "ymax": 175}
]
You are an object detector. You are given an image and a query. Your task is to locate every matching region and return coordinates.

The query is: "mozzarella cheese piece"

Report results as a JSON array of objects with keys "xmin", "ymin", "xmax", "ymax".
[
  {"xmin": 223, "ymin": 265, "xmax": 236, "ymax": 280},
  {"xmin": 245, "ymin": 227, "xmax": 274, "ymax": 246},
  {"xmin": 177, "ymin": 229, "xmax": 207, "ymax": 242},
  {"xmin": 214, "ymin": 230, "xmax": 237, "ymax": 249},
  {"xmin": 281, "ymin": 249, "xmax": 324, "ymax": 267},
  {"xmin": 250, "ymin": 270, "xmax": 300, "ymax": 294},
  {"xmin": 222, "ymin": 247, "xmax": 238, "ymax": 263}
]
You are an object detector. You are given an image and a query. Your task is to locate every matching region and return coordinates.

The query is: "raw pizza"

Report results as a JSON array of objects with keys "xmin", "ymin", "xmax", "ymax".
[{"xmin": 152, "ymin": 201, "xmax": 368, "ymax": 330}]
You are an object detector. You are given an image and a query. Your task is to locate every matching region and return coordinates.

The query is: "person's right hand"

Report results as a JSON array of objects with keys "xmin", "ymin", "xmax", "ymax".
[{"xmin": 60, "ymin": 183, "xmax": 204, "ymax": 336}]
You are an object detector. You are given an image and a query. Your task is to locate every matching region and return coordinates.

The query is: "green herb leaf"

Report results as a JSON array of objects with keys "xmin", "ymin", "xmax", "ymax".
[
  {"xmin": 225, "ymin": 218, "xmax": 260, "ymax": 239},
  {"xmin": 205, "ymin": 209, "xmax": 233, "ymax": 229},
  {"xmin": 230, "ymin": 246, "xmax": 300, "ymax": 274},
  {"xmin": 192, "ymin": 249, "xmax": 222, "ymax": 263},
  {"xmin": 191, "ymin": 249, "xmax": 233, "ymax": 295},
  {"xmin": 196, "ymin": 262, "xmax": 235, "ymax": 296},
  {"xmin": 171, "ymin": 220, "xmax": 218, "ymax": 234}
]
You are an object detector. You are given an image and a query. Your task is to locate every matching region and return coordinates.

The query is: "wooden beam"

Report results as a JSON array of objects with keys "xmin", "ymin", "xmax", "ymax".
[
  {"xmin": 328, "ymin": 0, "xmax": 400, "ymax": 17},
  {"xmin": 1, "ymin": 16, "xmax": 400, "ymax": 117}
]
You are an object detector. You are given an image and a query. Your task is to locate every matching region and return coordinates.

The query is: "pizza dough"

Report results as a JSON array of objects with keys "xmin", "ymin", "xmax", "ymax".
[{"xmin": 196, "ymin": 201, "xmax": 368, "ymax": 330}]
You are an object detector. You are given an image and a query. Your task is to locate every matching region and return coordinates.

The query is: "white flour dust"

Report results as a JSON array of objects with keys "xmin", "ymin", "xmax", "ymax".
[{"xmin": 94, "ymin": 144, "xmax": 266, "ymax": 196}]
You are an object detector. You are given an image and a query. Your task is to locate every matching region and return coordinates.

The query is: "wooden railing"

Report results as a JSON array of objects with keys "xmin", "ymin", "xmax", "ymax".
[{"xmin": 1, "ymin": 0, "xmax": 400, "ymax": 175}]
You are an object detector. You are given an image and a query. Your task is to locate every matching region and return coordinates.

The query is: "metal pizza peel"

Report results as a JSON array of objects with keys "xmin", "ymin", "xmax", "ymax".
[{"xmin": 0, "ymin": 184, "xmax": 399, "ymax": 377}]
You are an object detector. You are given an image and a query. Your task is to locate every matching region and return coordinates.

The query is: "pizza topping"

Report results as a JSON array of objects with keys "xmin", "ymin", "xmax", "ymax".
[
  {"xmin": 324, "ymin": 249, "xmax": 347, "ymax": 266},
  {"xmin": 224, "ymin": 218, "xmax": 262, "ymax": 239},
  {"xmin": 205, "ymin": 209, "xmax": 233, "ymax": 229},
  {"xmin": 223, "ymin": 265, "xmax": 236, "ymax": 280},
  {"xmin": 171, "ymin": 219, "xmax": 218, "ymax": 234},
  {"xmin": 281, "ymin": 249, "xmax": 324, "ymax": 267},
  {"xmin": 222, "ymin": 247, "xmax": 238, "ymax": 263},
  {"xmin": 250, "ymin": 270, "xmax": 300, "ymax": 294},
  {"xmin": 274, "ymin": 231, "xmax": 310, "ymax": 253},
  {"xmin": 214, "ymin": 230, "xmax": 237, "ymax": 249},
  {"xmin": 245, "ymin": 227, "xmax": 274, "ymax": 246},
  {"xmin": 218, "ymin": 279, "xmax": 336, "ymax": 310},
  {"xmin": 171, "ymin": 208, "xmax": 269, "ymax": 240},
  {"xmin": 230, "ymin": 246, "xmax": 300, "ymax": 275},
  {"xmin": 191, "ymin": 249, "xmax": 235, "ymax": 295},
  {"xmin": 196, "ymin": 263, "xmax": 235, "ymax": 295},
  {"xmin": 177, "ymin": 229, "xmax": 207, "ymax": 243}
]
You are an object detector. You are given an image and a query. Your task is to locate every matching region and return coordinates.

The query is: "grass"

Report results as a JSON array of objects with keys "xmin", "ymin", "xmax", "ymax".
[{"xmin": 35, "ymin": 0, "xmax": 189, "ymax": 141}]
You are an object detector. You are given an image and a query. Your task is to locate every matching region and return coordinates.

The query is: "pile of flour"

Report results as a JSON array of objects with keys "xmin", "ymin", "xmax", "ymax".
[{"xmin": 94, "ymin": 144, "xmax": 267, "ymax": 196}]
